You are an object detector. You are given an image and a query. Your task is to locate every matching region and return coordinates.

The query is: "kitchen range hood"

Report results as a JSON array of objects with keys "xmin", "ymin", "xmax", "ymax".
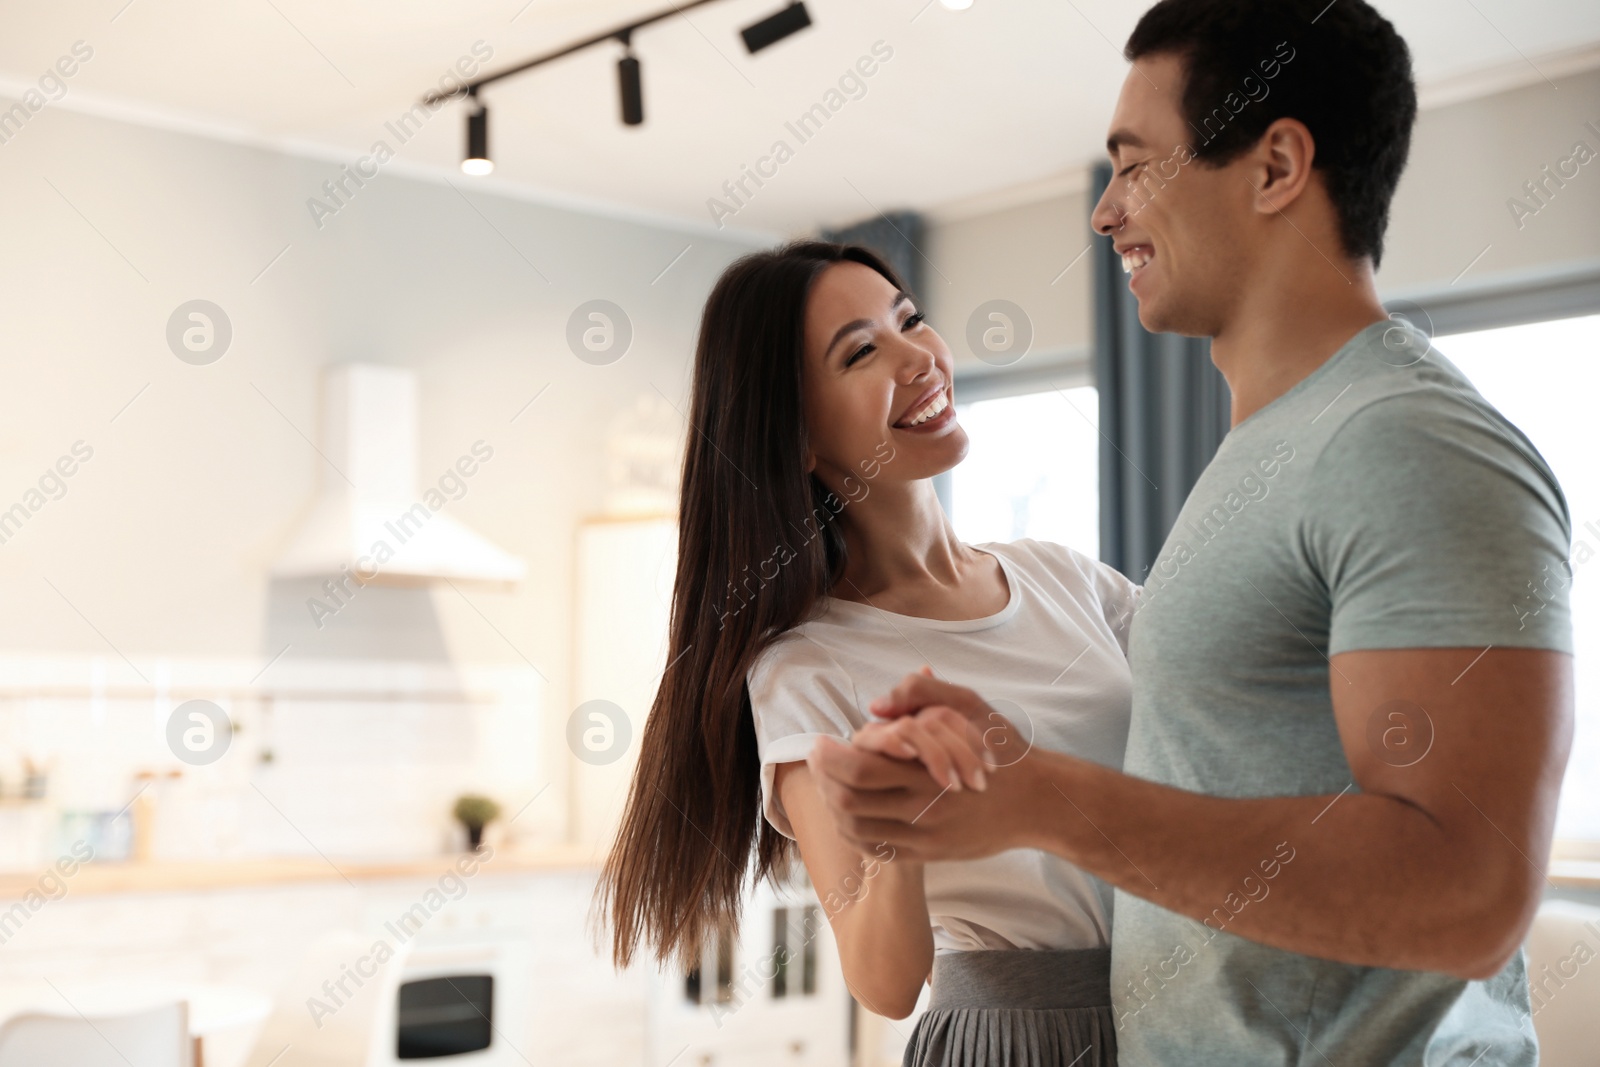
[{"xmin": 271, "ymin": 363, "xmax": 526, "ymax": 585}]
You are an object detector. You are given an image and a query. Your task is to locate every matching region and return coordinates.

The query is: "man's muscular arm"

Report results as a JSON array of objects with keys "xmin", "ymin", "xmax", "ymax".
[{"xmin": 808, "ymin": 647, "xmax": 1572, "ymax": 979}]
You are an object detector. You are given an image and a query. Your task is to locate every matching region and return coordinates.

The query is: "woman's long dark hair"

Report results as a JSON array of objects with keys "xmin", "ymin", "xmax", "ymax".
[{"xmin": 596, "ymin": 240, "xmax": 908, "ymax": 970}]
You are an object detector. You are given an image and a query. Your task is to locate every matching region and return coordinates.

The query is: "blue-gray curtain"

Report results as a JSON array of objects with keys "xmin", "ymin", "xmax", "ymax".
[{"xmin": 1091, "ymin": 162, "xmax": 1232, "ymax": 583}]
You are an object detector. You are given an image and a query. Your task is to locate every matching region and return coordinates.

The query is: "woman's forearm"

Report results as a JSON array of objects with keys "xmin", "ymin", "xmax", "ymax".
[
  {"xmin": 776, "ymin": 760, "xmax": 935, "ymax": 1019},
  {"xmin": 827, "ymin": 848, "xmax": 933, "ymax": 1019}
]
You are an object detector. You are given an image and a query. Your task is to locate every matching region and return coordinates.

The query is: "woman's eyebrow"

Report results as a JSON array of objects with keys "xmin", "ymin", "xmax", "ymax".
[
  {"xmin": 825, "ymin": 317, "xmax": 871, "ymax": 358},
  {"xmin": 824, "ymin": 292, "xmax": 912, "ymax": 359}
]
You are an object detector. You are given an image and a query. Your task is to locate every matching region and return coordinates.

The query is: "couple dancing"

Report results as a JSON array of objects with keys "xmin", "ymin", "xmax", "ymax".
[{"xmin": 599, "ymin": 0, "xmax": 1575, "ymax": 1063}]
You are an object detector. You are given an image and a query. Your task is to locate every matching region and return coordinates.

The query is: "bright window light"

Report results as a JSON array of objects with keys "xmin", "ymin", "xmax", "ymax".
[
  {"xmin": 949, "ymin": 386, "xmax": 1100, "ymax": 559},
  {"xmin": 1434, "ymin": 313, "xmax": 1600, "ymax": 843}
]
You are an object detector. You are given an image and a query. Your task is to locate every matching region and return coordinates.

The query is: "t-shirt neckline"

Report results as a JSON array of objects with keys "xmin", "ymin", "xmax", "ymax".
[
  {"xmin": 1230, "ymin": 318, "xmax": 1395, "ymax": 434},
  {"xmin": 821, "ymin": 544, "xmax": 1022, "ymax": 632}
]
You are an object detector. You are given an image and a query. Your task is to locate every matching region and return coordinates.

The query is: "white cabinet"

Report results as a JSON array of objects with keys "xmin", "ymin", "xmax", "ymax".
[
  {"xmin": 569, "ymin": 516, "xmax": 677, "ymax": 850},
  {"xmin": 646, "ymin": 877, "xmax": 852, "ymax": 1067},
  {"xmin": 570, "ymin": 515, "xmax": 854, "ymax": 1066}
]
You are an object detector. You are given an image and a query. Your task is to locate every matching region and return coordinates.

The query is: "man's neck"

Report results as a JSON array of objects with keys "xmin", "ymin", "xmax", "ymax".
[{"xmin": 1211, "ymin": 257, "xmax": 1390, "ymax": 427}]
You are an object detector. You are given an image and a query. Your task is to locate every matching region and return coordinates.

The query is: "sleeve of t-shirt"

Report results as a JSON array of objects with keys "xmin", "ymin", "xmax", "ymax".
[
  {"xmin": 746, "ymin": 631, "xmax": 866, "ymax": 839},
  {"xmin": 1301, "ymin": 393, "xmax": 1573, "ymax": 656},
  {"xmin": 1088, "ymin": 558, "xmax": 1142, "ymax": 656},
  {"xmin": 1027, "ymin": 538, "xmax": 1143, "ymax": 655},
  {"xmin": 1011, "ymin": 537, "xmax": 1139, "ymax": 655}
]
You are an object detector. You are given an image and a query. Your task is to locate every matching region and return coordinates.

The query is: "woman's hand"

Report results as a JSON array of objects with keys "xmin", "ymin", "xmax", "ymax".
[{"xmin": 852, "ymin": 704, "xmax": 989, "ymax": 794}]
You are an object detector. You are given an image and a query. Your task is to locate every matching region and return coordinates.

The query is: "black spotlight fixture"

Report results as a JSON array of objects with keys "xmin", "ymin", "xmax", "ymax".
[
  {"xmin": 617, "ymin": 33, "xmax": 644, "ymax": 126},
  {"xmin": 741, "ymin": 2, "xmax": 812, "ymax": 54},
  {"xmin": 422, "ymin": 0, "xmax": 813, "ymax": 145},
  {"xmin": 462, "ymin": 92, "xmax": 492, "ymax": 176}
]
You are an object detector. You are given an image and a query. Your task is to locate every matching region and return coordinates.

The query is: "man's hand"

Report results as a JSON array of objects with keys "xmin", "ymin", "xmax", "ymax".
[{"xmin": 806, "ymin": 681, "xmax": 1043, "ymax": 863}]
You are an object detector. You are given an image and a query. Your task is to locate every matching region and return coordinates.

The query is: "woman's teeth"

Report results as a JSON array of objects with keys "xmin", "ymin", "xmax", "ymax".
[
  {"xmin": 906, "ymin": 391, "xmax": 949, "ymax": 427},
  {"xmin": 1121, "ymin": 248, "xmax": 1153, "ymax": 273}
]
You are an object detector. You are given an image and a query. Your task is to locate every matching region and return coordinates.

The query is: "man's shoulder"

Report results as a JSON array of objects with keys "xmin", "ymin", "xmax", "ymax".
[
  {"xmin": 1316, "ymin": 373, "xmax": 1554, "ymax": 494},
  {"xmin": 1276, "ymin": 330, "xmax": 1551, "ymax": 494},
  {"xmin": 1310, "ymin": 329, "xmax": 1484, "ymax": 430}
]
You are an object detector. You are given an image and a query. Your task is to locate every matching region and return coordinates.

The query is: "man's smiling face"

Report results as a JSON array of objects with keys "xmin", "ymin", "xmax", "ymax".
[{"xmin": 1090, "ymin": 52, "xmax": 1259, "ymax": 339}]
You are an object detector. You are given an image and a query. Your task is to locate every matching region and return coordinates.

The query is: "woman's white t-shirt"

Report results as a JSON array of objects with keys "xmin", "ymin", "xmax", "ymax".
[{"xmin": 746, "ymin": 538, "xmax": 1139, "ymax": 955}]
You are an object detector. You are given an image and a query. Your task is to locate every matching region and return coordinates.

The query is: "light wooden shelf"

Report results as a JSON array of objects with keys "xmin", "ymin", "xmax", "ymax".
[{"xmin": 0, "ymin": 843, "xmax": 601, "ymax": 898}]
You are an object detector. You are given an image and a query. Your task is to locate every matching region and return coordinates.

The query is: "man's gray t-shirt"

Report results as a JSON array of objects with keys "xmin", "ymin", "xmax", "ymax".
[{"xmin": 1111, "ymin": 320, "xmax": 1573, "ymax": 1066}]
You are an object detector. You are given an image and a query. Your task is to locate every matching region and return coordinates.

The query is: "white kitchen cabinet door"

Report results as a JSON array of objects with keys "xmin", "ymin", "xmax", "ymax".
[{"xmin": 570, "ymin": 516, "xmax": 677, "ymax": 851}]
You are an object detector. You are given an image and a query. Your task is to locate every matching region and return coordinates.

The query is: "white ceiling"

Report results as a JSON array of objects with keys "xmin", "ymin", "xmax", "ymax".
[{"xmin": 3, "ymin": 0, "xmax": 1598, "ymax": 235}]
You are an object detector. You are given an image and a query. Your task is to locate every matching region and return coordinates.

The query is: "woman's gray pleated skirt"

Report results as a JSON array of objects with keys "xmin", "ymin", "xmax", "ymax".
[{"xmin": 901, "ymin": 948, "xmax": 1117, "ymax": 1067}]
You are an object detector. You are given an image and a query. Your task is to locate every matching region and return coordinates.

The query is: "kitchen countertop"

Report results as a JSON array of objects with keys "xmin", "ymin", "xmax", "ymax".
[
  {"xmin": 1550, "ymin": 859, "xmax": 1600, "ymax": 892},
  {"xmin": 0, "ymin": 843, "xmax": 601, "ymax": 898}
]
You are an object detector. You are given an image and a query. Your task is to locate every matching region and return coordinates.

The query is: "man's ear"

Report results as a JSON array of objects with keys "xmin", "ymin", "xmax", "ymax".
[{"xmin": 1246, "ymin": 116, "xmax": 1316, "ymax": 215}]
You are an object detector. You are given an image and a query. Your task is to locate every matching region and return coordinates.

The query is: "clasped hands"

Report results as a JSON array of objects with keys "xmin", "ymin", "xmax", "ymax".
[{"xmin": 805, "ymin": 666, "xmax": 1041, "ymax": 862}]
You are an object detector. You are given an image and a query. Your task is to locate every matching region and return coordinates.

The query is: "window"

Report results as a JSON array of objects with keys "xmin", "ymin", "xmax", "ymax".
[
  {"xmin": 1432, "ymin": 313, "xmax": 1600, "ymax": 844},
  {"xmin": 949, "ymin": 386, "xmax": 1101, "ymax": 558}
]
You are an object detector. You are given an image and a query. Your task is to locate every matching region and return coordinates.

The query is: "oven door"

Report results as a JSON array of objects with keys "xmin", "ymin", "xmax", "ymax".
[
  {"xmin": 378, "ymin": 940, "xmax": 530, "ymax": 1065},
  {"xmin": 396, "ymin": 972, "xmax": 494, "ymax": 1059}
]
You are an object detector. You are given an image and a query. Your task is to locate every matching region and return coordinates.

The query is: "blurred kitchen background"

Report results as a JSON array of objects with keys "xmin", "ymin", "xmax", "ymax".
[{"xmin": 0, "ymin": 1, "xmax": 1598, "ymax": 1065}]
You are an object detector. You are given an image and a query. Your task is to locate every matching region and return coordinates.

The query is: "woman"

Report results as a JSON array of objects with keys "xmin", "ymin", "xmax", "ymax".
[{"xmin": 597, "ymin": 241, "xmax": 1137, "ymax": 1066}]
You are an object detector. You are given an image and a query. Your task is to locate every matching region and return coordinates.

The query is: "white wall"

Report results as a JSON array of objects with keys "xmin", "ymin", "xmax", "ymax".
[
  {"xmin": 0, "ymin": 99, "xmax": 768, "ymax": 842},
  {"xmin": 1380, "ymin": 66, "xmax": 1600, "ymax": 296},
  {"xmin": 926, "ymin": 185, "xmax": 1096, "ymax": 372}
]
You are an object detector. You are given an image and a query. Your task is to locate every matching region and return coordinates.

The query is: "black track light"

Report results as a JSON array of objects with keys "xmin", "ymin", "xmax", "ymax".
[
  {"xmin": 618, "ymin": 51, "xmax": 643, "ymax": 126},
  {"xmin": 462, "ymin": 97, "xmax": 492, "ymax": 176},
  {"xmin": 741, "ymin": 2, "xmax": 811, "ymax": 54},
  {"xmin": 422, "ymin": 0, "xmax": 817, "ymax": 145}
]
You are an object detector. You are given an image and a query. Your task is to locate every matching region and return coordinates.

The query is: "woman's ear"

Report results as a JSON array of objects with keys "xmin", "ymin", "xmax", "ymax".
[{"xmin": 804, "ymin": 449, "xmax": 817, "ymax": 474}]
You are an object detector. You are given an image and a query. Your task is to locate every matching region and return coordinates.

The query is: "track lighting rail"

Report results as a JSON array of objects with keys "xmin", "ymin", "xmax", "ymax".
[{"xmin": 421, "ymin": 0, "xmax": 798, "ymax": 106}]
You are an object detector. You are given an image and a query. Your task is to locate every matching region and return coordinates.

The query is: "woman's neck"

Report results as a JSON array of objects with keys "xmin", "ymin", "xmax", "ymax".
[{"xmin": 829, "ymin": 479, "xmax": 975, "ymax": 604}]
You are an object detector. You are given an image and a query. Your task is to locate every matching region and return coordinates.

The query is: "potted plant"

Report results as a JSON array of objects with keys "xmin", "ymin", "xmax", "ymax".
[{"xmin": 452, "ymin": 794, "xmax": 501, "ymax": 851}]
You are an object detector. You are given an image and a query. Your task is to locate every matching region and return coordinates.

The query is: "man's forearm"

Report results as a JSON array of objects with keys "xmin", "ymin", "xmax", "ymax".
[{"xmin": 1017, "ymin": 750, "xmax": 1529, "ymax": 979}]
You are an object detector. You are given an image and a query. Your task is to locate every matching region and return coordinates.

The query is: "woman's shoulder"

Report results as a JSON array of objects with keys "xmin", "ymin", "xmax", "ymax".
[
  {"xmin": 984, "ymin": 537, "xmax": 1102, "ymax": 582},
  {"xmin": 744, "ymin": 621, "xmax": 866, "ymax": 741},
  {"xmin": 746, "ymin": 617, "xmax": 852, "ymax": 689},
  {"xmin": 985, "ymin": 538, "xmax": 1141, "ymax": 611}
]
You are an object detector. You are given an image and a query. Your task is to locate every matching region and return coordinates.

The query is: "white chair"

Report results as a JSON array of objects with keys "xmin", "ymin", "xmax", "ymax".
[
  {"xmin": 0, "ymin": 1001, "xmax": 190, "ymax": 1067},
  {"xmin": 1524, "ymin": 899, "xmax": 1600, "ymax": 1067},
  {"xmin": 243, "ymin": 930, "xmax": 411, "ymax": 1067}
]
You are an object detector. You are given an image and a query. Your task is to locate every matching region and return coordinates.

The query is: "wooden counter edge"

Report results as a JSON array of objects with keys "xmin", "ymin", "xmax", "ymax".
[{"xmin": 0, "ymin": 843, "xmax": 602, "ymax": 898}]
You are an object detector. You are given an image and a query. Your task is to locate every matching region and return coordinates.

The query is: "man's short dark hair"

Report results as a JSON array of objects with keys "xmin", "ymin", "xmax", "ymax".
[{"xmin": 1126, "ymin": 0, "xmax": 1417, "ymax": 267}]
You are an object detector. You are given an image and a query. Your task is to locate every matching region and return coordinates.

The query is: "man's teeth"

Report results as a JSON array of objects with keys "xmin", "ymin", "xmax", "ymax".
[
  {"xmin": 906, "ymin": 391, "xmax": 949, "ymax": 427},
  {"xmin": 1121, "ymin": 248, "xmax": 1153, "ymax": 274}
]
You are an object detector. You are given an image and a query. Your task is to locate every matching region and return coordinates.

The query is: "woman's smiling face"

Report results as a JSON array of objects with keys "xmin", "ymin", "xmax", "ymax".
[{"xmin": 801, "ymin": 260, "xmax": 968, "ymax": 494}]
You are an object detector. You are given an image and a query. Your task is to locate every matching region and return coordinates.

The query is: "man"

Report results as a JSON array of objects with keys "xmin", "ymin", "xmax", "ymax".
[{"xmin": 808, "ymin": 0, "xmax": 1574, "ymax": 1063}]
